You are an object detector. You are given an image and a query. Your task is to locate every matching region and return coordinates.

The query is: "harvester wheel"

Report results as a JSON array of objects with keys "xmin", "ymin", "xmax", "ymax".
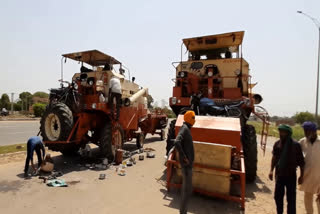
[
  {"xmin": 40, "ymin": 103, "xmax": 73, "ymax": 142},
  {"xmin": 136, "ymin": 132, "xmax": 145, "ymax": 149},
  {"xmin": 99, "ymin": 122, "xmax": 124, "ymax": 161},
  {"xmin": 241, "ymin": 124, "xmax": 258, "ymax": 183},
  {"xmin": 166, "ymin": 119, "xmax": 176, "ymax": 155}
]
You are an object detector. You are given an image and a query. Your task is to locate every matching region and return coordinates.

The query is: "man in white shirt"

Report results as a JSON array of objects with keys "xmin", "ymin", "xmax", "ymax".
[
  {"xmin": 109, "ymin": 75, "xmax": 122, "ymax": 120},
  {"xmin": 299, "ymin": 121, "xmax": 320, "ymax": 214}
]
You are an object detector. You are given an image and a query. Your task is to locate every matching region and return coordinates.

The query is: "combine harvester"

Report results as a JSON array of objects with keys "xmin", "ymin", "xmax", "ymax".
[
  {"xmin": 166, "ymin": 32, "xmax": 269, "ymax": 209},
  {"xmin": 40, "ymin": 50, "xmax": 167, "ymax": 160}
]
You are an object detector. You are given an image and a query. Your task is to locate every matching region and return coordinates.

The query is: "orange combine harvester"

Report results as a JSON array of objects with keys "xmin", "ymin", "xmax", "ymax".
[
  {"xmin": 40, "ymin": 50, "xmax": 167, "ymax": 160},
  {"xmin": 166, "ymin": 32, "xmax": 270, "ymax": 210}
]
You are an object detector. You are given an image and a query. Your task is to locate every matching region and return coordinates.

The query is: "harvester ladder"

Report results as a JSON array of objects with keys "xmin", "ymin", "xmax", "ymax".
[{"xmin": 253, "ymin": 106, "xmax": 270, "ymax": 156}]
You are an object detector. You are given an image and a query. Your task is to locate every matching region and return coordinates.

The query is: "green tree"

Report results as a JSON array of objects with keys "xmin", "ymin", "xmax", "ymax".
[
  {"xmin": 0, "ymin": 94, "xmax": 10, "ymax": 110},
  {"xmin": 293, "ymin": 112, "xmax": 315, "ymax": 124},
  {"xmin": 33, "ymin": 103, "xmax": 46, "ymax": 117},
  {"xmin": 163, "ymin": 106, "xmax": 176, "ymax": 118},
  {"xmin": 19, "ymin": 92, "xmax": 33, "ymax": 110},
  {"xmin": 154, "ymin": 106, "xmax": 176, "ymax": 118},
  {"xmin": 33, "ymin": 91, "xmax": 49, "ymax": 99},
  {"xmin": 13, "ymin": 103, "xmax": 22, "ymax": 111},
  {"xmin": 147, "ymin": 94, "xmax": 154, "ymax": 109}
]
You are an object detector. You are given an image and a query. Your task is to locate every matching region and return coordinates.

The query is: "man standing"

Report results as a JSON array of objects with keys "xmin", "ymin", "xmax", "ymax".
[
  {"xmin": 299, "ymin": 121, "xmax": 320, "ymax": 214},
  {"xmin": 24, "ymin": 136, "xmax": 45, "ymax": 178},
  {"xmin": 109, "ymin": 75, "xmax": 122, "ymax": 120},
  {"xmin": 269, "ymin": 124, "xmax": 305, "ymax": 214},
  {"xmin": 174, "ymin": 111, "xmax": 196, "ymax": 214}
]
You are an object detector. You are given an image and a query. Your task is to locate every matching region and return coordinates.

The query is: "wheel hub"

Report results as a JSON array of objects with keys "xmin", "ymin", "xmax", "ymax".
[{"xmin": 45, "ymin": 113, "xmax": 61, "ymax": 141}]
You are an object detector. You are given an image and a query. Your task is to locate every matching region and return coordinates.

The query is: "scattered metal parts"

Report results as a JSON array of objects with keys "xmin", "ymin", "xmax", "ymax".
[
  {"xmin": 99, "ymin": 174, "xmax": 106, "ymax": 180},
  {"xmin": 147, "ymin": 152, "xmax": 155, "ymax": 158},
  {"xmin": 118, "ymin": 169, "xmax": 126, "ymax": 176}
]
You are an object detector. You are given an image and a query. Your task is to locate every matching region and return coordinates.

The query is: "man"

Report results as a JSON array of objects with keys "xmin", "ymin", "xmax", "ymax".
[
  {"xmin": 109, "ymin": 75, "xmax": 122, "ymax": 120},
  {"xmin": 269, "ymin": 124, "xmax": 305, "ymax": 214},
  {"xmin": 299, "ymin": 121, "xmax": 320, "ymax": 214},
  {"xmin": 24, "ymin": 136, "xmax": 45, "ymax": 177},
  {"xmin": 174, "ymin": 111, "xmax": 196, "ymax": 214}
]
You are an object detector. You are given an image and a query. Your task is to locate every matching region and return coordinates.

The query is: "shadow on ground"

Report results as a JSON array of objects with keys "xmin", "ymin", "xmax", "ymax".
[
  {"xmin": 245, "ymin": 176, "xmax": 272, "ymax": 200},
  {"xmin": 0, "ymin": 180, "xmax": 25, "ymax": 193}
]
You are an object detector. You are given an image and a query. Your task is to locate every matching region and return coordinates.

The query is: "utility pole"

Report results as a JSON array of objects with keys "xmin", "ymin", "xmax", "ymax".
[
  {"xmin": 11, "ymin": 93, "xmax": 14, "ymax": 114},
  {"xmin": 297, "ymin": 11, "xmax": 320, "ymax": 124}
]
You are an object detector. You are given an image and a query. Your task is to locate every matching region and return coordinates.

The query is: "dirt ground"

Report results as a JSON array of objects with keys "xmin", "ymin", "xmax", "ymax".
[{"xmin": 0, "ymin": 135, "xmax": 316, "ymax": 214}]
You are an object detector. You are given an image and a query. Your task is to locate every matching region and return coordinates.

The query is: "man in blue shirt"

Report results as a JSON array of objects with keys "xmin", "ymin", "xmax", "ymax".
[{"xmin": 24, "ymin": 136, "xmax": 45, "ymax": 177}]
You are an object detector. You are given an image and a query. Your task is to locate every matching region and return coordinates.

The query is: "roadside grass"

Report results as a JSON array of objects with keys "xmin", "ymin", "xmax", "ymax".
[
  {"xmin": 0, "ymin": 143, "xmax": 26, "ymax": 155},
  {"xmin": 248, "ymin": 121, "xmax": 305, "ymax": 141}
]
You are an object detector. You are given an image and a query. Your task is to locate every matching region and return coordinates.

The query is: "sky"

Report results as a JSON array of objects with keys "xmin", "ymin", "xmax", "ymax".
[{"xmin": 0, "ymin": 0, "xmax": 319, "ymax": 116}]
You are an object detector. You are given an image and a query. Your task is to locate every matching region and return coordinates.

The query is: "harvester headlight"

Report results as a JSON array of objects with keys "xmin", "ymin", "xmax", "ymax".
[
  {"xmin": 171, "ymin": 97, "xmax": 177, "ymax": 105},
  {"xmin": 208, "ymin": 71, "xmax": 213, "ymax": 77},
  {"xmin": 92, "ymin": 103, "xmax": 96, "ymax": 109},
  {"xmin": 72, "ymin": 81, "xmax": 78, "ymax": 90},
  {"xmin": 87, "ymin": 77, "xmax": 95, "ymax": 86}
]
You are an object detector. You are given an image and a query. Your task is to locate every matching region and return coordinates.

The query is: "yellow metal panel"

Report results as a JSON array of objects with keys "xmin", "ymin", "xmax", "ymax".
[
  {"xmin": 183, "ymin": 31, "xmax": 244, "ymax": 51},
  {"xmin": 194, "ymin": 141, "xmax": 232, "ymax": 169},
  {"xmin": 174, "ymin": 141, "xmax": 232, "ymax": 195},
  {"xmin": 63, "ymin": 49, "xmax": 121, "ymax": 66},
  {"xmin": 174, "ymin": 168, "xmax": 231, "ymax": 195},
  {"xmin": 176, "ymin": 58, "xmax": 249, "ymax": 93}
]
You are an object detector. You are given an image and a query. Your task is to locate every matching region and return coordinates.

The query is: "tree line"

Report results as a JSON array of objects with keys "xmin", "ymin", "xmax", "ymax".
[{"xmin": 0, "ymin": 91, "xmax": 49, "ymax": 117}]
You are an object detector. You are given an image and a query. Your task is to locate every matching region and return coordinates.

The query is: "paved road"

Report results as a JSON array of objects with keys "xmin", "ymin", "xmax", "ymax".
[{"xmin": 0, "ymin": 121, "xmax": 40, "ymax": 146}]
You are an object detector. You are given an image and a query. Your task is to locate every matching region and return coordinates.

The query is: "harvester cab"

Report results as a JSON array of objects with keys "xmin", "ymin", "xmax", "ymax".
[
  {"xmin": 166, "ymin": 32, "xmax": 270, "ymax": 209},
  {"xmin": 40, "ymin": 50, "xmax": 167, "ymax": 161},
  {"xmin": 170, "ymin": 31, "xmax": 262, "ymax": 117}
]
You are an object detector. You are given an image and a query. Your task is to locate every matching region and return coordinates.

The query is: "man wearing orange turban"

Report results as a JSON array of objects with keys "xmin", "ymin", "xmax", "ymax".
[{"xmin": 174, "ymin": 110, "xmax": 196, "ymax": 214}]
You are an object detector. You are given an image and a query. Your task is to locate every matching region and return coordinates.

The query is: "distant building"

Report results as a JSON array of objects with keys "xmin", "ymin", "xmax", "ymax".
[
  {"xmin": 28, "ymin": 96, "xmax": 49, "ymax": 113},
  {"xmin": 32, "ymin": 96, "xmax": 49, "ymax": 104}
]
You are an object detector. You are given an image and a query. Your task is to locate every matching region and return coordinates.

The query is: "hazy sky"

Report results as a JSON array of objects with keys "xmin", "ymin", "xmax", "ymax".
[{"xmin": 0, "ymin": 0, "xmax": 319, "ymax": 116}]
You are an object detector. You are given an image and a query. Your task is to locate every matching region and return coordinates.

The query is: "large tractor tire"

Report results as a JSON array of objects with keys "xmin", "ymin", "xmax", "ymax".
[
  {"xmin": 166, "ymin": 119, "xmax": 176, "ymax": 155},
  {"xmin": 99, "ymin": 122, "xmax": 124, "ymax": 162},
  {"xmin": 241, "ymin": 124, "xmax": 258, "ymax": 183},
  {"xmin": 41, "ymin": 103, "xmax": 73, "ymax": 142}
]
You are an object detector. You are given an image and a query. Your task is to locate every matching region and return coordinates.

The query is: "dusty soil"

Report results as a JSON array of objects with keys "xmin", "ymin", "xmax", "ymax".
[{"xmin": 0, "ymin": 135, "xmax": 316, "ymax": 214}]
